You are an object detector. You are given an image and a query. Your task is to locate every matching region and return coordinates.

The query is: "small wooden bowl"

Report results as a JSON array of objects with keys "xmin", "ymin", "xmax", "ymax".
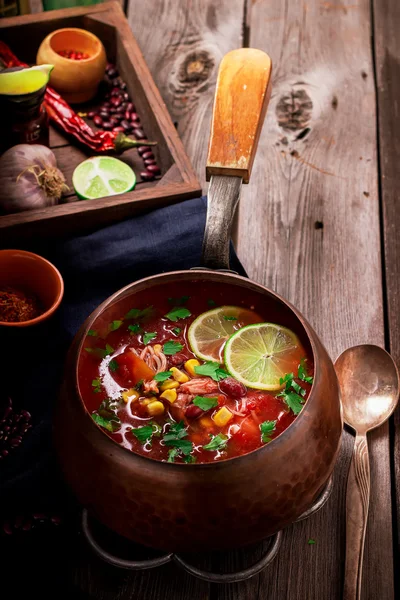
[
  {"xmin": 36, "ymin": 28, "xmax": 107, "ymax": 103},
  {"xmin": 0, "ymin": 249, "xmax": 64, "ymax": 327}
]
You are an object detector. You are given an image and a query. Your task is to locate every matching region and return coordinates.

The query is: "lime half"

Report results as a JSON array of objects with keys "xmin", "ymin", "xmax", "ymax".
[
  {"xmin": 224, "ymin": 323, "xmax": 304, "ymax": 391},
  {"xmin": 0, "ymin": 64, "xmax": 54, "ymax": 95},
  {"xmin": 72, "ymin": 156, "xmax": 136, "ymax": 200},
  {"xmin": 188, "ymin": 305, "xmax": 263, "ymax": 362}
]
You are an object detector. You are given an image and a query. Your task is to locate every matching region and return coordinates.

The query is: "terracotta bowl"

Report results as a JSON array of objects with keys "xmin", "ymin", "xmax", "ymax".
[
  {"xmin": 55, "ymin": 270, "xmax": 342, "ymax": 552},
  {"xmin": 36, "ymin": 28, "xmax": 106, "ymax": 103},
  {"xmin": 0, "ymin": 249, "xmax": 64, "ymax": 327}
]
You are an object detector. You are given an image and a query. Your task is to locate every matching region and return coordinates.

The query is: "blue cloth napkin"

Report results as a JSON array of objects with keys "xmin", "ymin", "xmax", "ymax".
[{"xmin": 0, "ymin": 196, "xmax": 245, "ymax": 512}]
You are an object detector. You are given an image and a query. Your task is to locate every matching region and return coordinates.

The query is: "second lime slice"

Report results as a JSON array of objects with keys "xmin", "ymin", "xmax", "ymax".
[{"xmin": 72, "ymin": 156, "xmax": 136, "ymax": 200}]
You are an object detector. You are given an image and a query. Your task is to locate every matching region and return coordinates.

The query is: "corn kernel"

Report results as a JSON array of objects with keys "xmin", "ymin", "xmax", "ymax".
[
  {"xmin": 199, "ymin": 416, "xmax": 213, "ymax": 429},
  {"xmin": 213, "ymin": 406, "xmax": 233, "ymax": 427},
  {"xmin": 147, "ymin": 400, "xmax": 165, "ymax": 416},
  {"xmin": 185, "ymin": 359, "xmax": 200, "ymax": 377},
  {"xmin": 159, "ymin": 380, "xmax": 180, "ymax": 392},
  {"xmin": 171, "ymin": 367, "xmax": 189, "ymax": 383},
  {"xmin": 122, "ymin": 389, "xmax": 140, "ymax": 403},
  {"xmin": 154, "ymin": 344, "xmax": 162, "ymax": 353},
  {"xmin": 140, "ymin": 396, "xmax": 156, "ymax": 407},
  {"xmin": 160, "ymin": 389, "xmax": 177, "ymax": 403}
]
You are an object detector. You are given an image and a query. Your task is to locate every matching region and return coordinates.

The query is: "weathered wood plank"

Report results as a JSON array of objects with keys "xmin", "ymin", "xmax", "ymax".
[
  {"xmin": 235, "ymin": 1, "xmax": 391, "ymax": 599},
  {"xmin": 372, "ymin": 0, "xmax": 400, "ymax": 589}
]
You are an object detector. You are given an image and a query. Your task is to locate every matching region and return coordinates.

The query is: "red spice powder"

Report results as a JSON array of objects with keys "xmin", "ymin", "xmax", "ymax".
[{"xmin": 0, "ymin": 287, "xmax": 41, "ymax": 323}]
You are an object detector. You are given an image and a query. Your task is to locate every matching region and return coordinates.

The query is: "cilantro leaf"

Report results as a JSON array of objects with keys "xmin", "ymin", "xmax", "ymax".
[
  {"xmin": 223, "ymin": 316, "xmax": 237, "ymax": 321},
  {"xmin": 308, "ymin": 539, "xmax": 316, "ymax": 545},
  {"xmin": 92, "ymin": 412, "xmax": 120, "ymax": 432},
  {"xmin": 110, "ymin": 320, "xmax": 123, "ymax": 331},
  {"xmin": 125, "ymin": 306, "xmax": 153, "ymax": 320},
  {"xmin": 193, "ymin": 396, "xmax": 219, "ymax": 411},
  {"xmin": 194, "ymin": 361, "xmax": 229, "ymax": 381},
  {"xmin": 163, "ymin": 421, "xmax": 194, "ymax": 458},
  {"xmin": 298, "ymin": 359, "xmax": 314, "ymax": 384},
  {"xmin": 207, "ymin": 299, "xmax": 216, "ymax": 306},
  {"xmin": 164, "ymin": 438, "xmax": 193, "ymax": 455},
  {"xmin": 109, "ymin": 359, "xmax": 119, "ymax": 372},
  {"xmin": 154, "ymin": 371, "xmax": 173, "ymax": 382},
  {"xmin": 260, "ymin": 420, "xmax": 277, "ymax": 443},
  {"xmin": 143, "ymin": 332, "xmax": 157, "ymax": 345},
  {"xmin": 184, "ymin": 455, "xmax": 197, "ymax": 463},
  {"xmin": 131, "ymin": 422, "xmax": 161, "ymax": 444},
  {"xmin": 163, "ymin": 341, "xmax": 184, "ymax": 355},
  {"xmin": 163, "ymin": 420, "xmax": 187, "ymax": 442},
  {"xmin": 291, "ymin": 379, "xmax": 306, "ymax": 397},
  {"xmin": 167, "ymin": 448, "xmax": 179, "ymax": 462},
  {"xmin": 279, "ymin": 390, "xmax": 304, "ymax": 415},
  {"xmin": 134, "ymin": 379, "xmax": 144, "ymax": 391},
  {"xmin": 164, "ymin": 307, "xmax": 191, "ymax": 322},
  {"xmin": 203, "ymin": 433, "xmax": 228, "ymax": 452},
  {"xmin": 87, "ymin": 329, "xmax": 97, "ymax": 337},
  {"xmin": 128, "ymin": 323, "xmax": 141, "ymax": 334},
  {"xmin": 91, "ymin": 378, "xmax": 101, "ymax": 393},
  {"xmin": 85, "ymin": 344, "xmax": 114, "ymax": 359},
  {"xmin": 172, "ymin": 327, "xmax": 181, "ymax": 335},
  {"xmin": 168, "ymin": 296, "xmax": 190, "ymax": 306}
]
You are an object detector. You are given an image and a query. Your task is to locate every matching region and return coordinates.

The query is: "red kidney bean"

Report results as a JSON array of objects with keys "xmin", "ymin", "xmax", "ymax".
[
  {"xmin": 111, "ymin": 96, "xmax": 122, "ymax": 107},
  {"xmin": 146, "ymin": 164, "xmax": 161, "ymax": 174},
  {"xmin": 111, "ymin": 87, "xmax": 120, "ymax": 96},
  {"xmin": 102, "ymin": 101, "xmax": 111, "ymax": 109},
  {"xmin": 126, "ymin": 102, "xmax": 134, "ymax": 112},
  {"xmin": 138, "ymin": 145, "xmax": 151, "ymax": 156},
  {"xmin": 124, "ymin": 110, "xmax": 131, "ymax": 121},
  {"xmin": 121, "ymin": 120, "xmax": 132, "ymax": 132},
  {"xmin": 140, "ymin": 171, "xmax": 155, "ymax": 181},
  {"xmin": 102, "ymin": 121, "xmax": 112, "ymax": 130},
  {"xmin": 142, "ymin": 151, "xmax": 154, "ymax": 160},
  {"xmin": 130, "ymin": 112, "xmax": 139, "ymax": 121},
  {"xmin": 99, "ymin": 110, "xmax": 109, "ymax": 119},
  {"xmin": 114, "ymin": 113, "xmax": 123, "ymax": 122},
  {"xmin": 133, "ymin": 128, "xmax": 145, "ymax": 139},
  {"xmin": 109, "ymin": 118, "xmax": 118, "ymax": 127},
  {"xmin": 88, "ymin": 110, "xmax": 96, "ymax": 119},
  {"xmin": 185, "ymin": 404, "xmax": 203, "ymax": 419},
  {"xmin": 123, "ymin": 92, "xmax": 130, "ymax": 101},
  {"xmin": 144, "ymin": 159, "xmax": 157, "ymax": 166},
  {"xmin": 109, "ymin": 107, "xmax": 118, "ymax": 114},
  {"xmin": 219, "ymin": 377, "xmax": 247, "ymax": 399},
  {"xmin": 93, "ymin": 115, "xmax": 103, "ymax": 127},
  {"xmin": 112, "ymin": 126, "xmax": 125, "ymax": 133},
  {"xmin": 107, "ymin": 68, "xmax": 118, "ymax": 79}
]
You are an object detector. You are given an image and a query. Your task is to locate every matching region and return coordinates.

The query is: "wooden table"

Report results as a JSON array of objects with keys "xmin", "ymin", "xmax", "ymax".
[{"xmin": 14, "ymin": 1, "xmax": 399, "ymax": 598}]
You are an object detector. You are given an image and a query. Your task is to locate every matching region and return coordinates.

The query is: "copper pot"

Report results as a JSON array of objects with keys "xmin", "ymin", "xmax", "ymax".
[{"xmin": 54, "ymin": 49, "xmax": 342, "ymax": 553}]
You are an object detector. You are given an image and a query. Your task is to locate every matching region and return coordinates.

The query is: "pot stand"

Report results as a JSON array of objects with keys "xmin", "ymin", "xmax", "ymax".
[{"xmin": 81, "ymin": 475, "xmax": 333, "ymax": 584}]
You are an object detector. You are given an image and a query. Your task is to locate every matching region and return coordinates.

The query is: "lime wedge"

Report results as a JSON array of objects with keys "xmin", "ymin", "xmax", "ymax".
[
  {"xmin": 224, "ymin": 323, "xmax": 304, "ymax": 390},
  {"xmin": 72, "ymin": 156, "xmax": 136, "ymax": 200},
  {"xmin": 188, "ymin": 305, "xmax": 264, "ymax": 362},
  {"xmin": 0, "ymin": 64, "xmax": 54, "ymax": 95}
]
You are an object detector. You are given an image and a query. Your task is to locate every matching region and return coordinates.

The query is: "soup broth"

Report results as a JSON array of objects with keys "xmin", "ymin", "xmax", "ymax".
[{"xmin": 78, "ymin": 281, "xmax": 314, "ymax": 464}]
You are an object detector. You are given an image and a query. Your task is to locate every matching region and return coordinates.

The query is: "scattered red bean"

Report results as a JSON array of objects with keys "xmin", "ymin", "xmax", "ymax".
[
  {"xmin": 102, "ymin": 121, "xmax": 112, "ymax": 130},
  {"xmin": 140, "ymin": 171, "xmax": 155, "ymax": 181},
  {"xmin": 99, "ymin": 110, "xmax": 109, "ymax": 119},
  {"xmin": 144, "ymin": 159, "xmax": 156, "ymax": 166},
  {"xmin": 146, "ymin": 164, "xmax": 161, "ymax": 174},
  {"xmin": 142, "ymin": 151, "xmax": 154, "ymax": 160},
  {"xmin": 110, "ymin": 96, "xmax": 122, "ymax": 107},
  {"xmin": 124, "ymin": 110, "xmax": 131, "ymax": 121},
  {"xmin": 120, "ymin": 120, "xmax": 132, "ymax": 132},
  {"xmin": 112, "ymin": 126, "xmax": 125, "ymax": 133},
  {"xmin": 185, "ymin": 404, "xmax": 203, "ymax": 419},
  {"xmin": 138, "ymin": 146, "xmax": 151, "ymax": 155},
  {"xmin": 107, "ymin": 68, "xmax": 118, "ymax": 79},
  {"xmin": 88, "ymin": 110, "xmax": 96, "ymax": 119},
  {"xmin": 126, "ymin": 102, "xmax": 134, "ymax": 112},
  {"xmin": 219, "ymin": 378, "xmax": 247, "ymax": 399},
  {"xmin": 93, "ymin": 115, "xmax": 103, "ymax": 127},
  {"xmin": 133, "ymin": 128, "xmax": 145, "ymax": 139}
]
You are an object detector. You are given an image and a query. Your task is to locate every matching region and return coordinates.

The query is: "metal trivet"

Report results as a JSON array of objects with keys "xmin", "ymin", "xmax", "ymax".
[{"xmin": 82, "ymin": 476, "xmax": 333, "ymax": 583}]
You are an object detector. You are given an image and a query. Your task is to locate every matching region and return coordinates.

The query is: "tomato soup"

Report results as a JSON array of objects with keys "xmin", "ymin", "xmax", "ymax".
[{"xmin": 78, "ymin": 281, "xmax": 314, "ymax": 464}]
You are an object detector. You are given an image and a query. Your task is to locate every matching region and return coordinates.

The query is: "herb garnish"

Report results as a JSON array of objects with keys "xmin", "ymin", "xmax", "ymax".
[
  {"xmin": 223, "ymin": 316, "xmax": 237, "ymax": 321},
  {"xmin": 154, "ymin": 371, "xmax": 173, "ymax": 382},
  {"xmin": 128, "ymin": 323, "xmax": 141, "ymax": 334},
  {"xmin": 172, "ymin": 327, "xmax": 181, "ymax": 335},
  {"xmin": 184, "ymin": 455, "xmax": 197, "ymax": 463},
  {"xmin": 194, "ymin": 361, "xmax": 229, "ymax": 382},
  {"xmin": 164, "ymin": 307, "xmax": 191, "ymax": 322},
  {"xmin": 163, "ymin": 421, "xmax": 194, "ymax": 457},
  {"xmin": 163, "ymin": 340, "xmax": 184, "ymax": 355},
  {"xmin": 168, "ymin": 296, "xmax": 190, "ymax": 306},
  {"xmin": 91, "ymin": 378, "xmax": 102, "ymax": 393},
  {"xmin": 308, "ymin": 539, "xmax": 316, "ymax": 545},
  {"xmin": 193, "ymin": 396, "xmax": 219, "ymax": 411},
  {"xmin": 260, "ymin": 420, "xmax": 277, "ymax": 443},
  {"xmin": 203, "ymin": 433, "xmax": 228, "ymax": 452},
  {"xmin": 167, "ymin": 448, "xmax": 179, "ymax": 462},
  {"xmin": 125, "ymin": 306, "xmax": 153, "ymax": 320},
  {"xmin": 143, "ymin": 332, "xmax": 157, "ymax": 345},
  {"xmin": 135, "ymin": 379, "xmax": 144, "ymax": 391},
  {"xmin": 109, "ymin": 359, "xmax": 119, "ymax": 372},
  {"xmin": 87, "ymin": 329, "xmax": 97, "ymax": 337},
  {"xmin": 131, "ymin": 422, "xmax": 161, "ymax": 444},
  {"xmin": 298, "ymin": 359, "xmax": 314, "ymax": 384},
  {"xmin": 85, "ymin": 343, "xmax": 114, "ymax": 359},
  {"xmin": 92, "ymin": 399, "xmax": 120, "ymax": 432},
  {"xmin": 110, "ymin": 320, "xmax": 123, "ymax": 331},
  {"xmin": 92, "ymin": 413, "xmax": 117, "ymax": 432},
  {"xmin": 278, "ymin": 373, "xmax": 305, "ymax": 415}
]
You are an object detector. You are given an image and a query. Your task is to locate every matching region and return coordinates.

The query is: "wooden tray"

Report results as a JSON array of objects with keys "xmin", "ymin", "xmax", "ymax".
[{"xmin": 0, "ymin": 2, "xmax": 201, "ymax": 242}]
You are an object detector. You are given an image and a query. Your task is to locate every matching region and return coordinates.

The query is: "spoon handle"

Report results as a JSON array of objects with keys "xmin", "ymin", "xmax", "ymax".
[{"xmin": 343, "ymin": 433, "xmax": 370, "ymax": 600}]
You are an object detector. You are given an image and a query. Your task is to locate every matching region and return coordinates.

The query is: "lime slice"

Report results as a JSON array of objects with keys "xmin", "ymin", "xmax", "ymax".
[
  {"xmin": 224, "ymin": 323, "xmax": 304, "ymax": 391},
  {"xmin": 188, "ymin": 305, "xmax": 264, "ymax": 362},
  {"xmin": 72, "ymin": 156, "xmax": 136, "ymax": 200},
  {"xmin": 0, "ymin": 64, "xmax": 54, "ymax": 95}
]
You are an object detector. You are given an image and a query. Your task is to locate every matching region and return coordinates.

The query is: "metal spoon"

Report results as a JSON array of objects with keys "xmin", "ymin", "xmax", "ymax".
[{"xmin": 335, "ymin": 344, "xmax": 399, "ymax": 600}]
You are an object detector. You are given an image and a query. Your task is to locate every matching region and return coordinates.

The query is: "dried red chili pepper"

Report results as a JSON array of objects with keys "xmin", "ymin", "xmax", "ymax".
[{"xmin": 0, "ymin": 42, "xmax": 156, "ymax": 154}]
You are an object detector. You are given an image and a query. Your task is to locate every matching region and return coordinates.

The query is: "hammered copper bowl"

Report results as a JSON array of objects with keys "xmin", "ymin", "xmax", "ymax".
[{"xmin": 55, "ymin": 269, "xmax": 342, "ymax": 552}]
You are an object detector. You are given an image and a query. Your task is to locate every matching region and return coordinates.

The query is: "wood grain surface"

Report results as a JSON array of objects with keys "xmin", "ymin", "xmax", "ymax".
[{"xmin": 10, "ymin": 0, "xmax": 395, "ymax": 598}]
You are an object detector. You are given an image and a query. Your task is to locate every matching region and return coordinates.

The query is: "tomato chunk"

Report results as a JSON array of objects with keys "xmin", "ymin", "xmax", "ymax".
[{"xmin": 113, "ymin": 350, "xmax": 155, "ymax": 387}]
